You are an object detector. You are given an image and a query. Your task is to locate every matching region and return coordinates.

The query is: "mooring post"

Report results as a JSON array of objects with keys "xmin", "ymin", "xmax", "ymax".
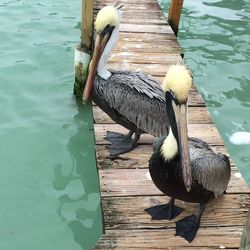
[
  {"xmin": 81, "ymin": 0, "xmax": 94, "ymax": 50},
  {"xmin": 168, "ymin": 0, "xmax": 184, "ymax": 36},
  {"xmin": 74, "ymin": 0, "xmax": 94, "ymax": 97}
]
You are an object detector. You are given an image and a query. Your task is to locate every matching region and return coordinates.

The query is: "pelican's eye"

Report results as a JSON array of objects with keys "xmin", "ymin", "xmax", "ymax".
[
  {"xmin": 100, "ymin": 25, "xmax": 115, "ymax": 36},
  {"xmin": 170, "ymin": 90, "xmax": 180, "ymax": 106}
]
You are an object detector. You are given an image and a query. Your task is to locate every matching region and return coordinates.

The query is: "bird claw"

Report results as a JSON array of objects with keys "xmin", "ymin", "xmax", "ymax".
[
  {"xmin": 104, "ymin": 131, "xmax": 129, "ymax": 143},
  {"xmin": 145, "ymin": 203, "xmax": 183, "ymax": 220},
  {"xmin": 106, "ymin": 138, "xmax": 135, "ymax": 156}
]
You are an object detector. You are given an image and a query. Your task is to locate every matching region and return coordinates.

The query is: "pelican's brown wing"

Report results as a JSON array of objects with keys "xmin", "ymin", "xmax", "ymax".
[{"xmin": 95, "ymin": 70, "xmax": 169, "ymax": 137}]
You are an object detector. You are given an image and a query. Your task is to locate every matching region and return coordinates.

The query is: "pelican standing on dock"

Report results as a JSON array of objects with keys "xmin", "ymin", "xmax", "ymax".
[
  {"xmin": 82, "ymin": 5, "xmax": 169, "ymax": 157},
  {"xmin": 145, "ymin": 65, "xmax": 231, "ymax": 242}
]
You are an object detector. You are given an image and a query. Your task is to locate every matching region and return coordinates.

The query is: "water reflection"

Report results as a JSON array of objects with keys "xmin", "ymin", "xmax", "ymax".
[
  {"xmin": 223, "ymin": 76, "xmax": 250, "ymax": 108},
  {"xmin": 53, "ymin": 99, "xmax": 102, "ymax": 250}
]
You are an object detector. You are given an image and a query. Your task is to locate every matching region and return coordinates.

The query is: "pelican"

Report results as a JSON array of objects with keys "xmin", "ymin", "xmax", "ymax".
[
  {"xmin": 82, "ymin": 5, "xmax": 169, "ymax": 157},
  {"xmin": 145, "ymin": 65, "xmax": 231, "ymax": 242}
]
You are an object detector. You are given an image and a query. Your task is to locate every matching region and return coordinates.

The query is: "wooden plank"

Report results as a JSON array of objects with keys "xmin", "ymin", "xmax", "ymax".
[
  {"xmin": 96, "ymin": 1, "xmax": 161, "ymax": 8},
  {"xmin": 93, "ymin": 106, "xmax": 212, "ymax": 124},
  {"xmin": 97, "ymin": 0, "xmax": 164, "ymax": 3},
  {"xmin": 119, "ymin": 32, "xmax": 178, "ymax": 42},
  {"xmin": 119, "ymin": 18, "xmax": 169, "ymax": 25},
  {"xmin": 96, "ymin": 144, "xmax": 237, "ymax": 170},
  {"xmin": 102, "ymin": 194, "xmax": 250, "ymax": 230},
  {"xmin": 107, "ymin": 62, "xmax": 188, "ymax": 76},
  {"xmin": 113, "ymin": 41, "xmax": 183, "ymax": 54},
  {"xmin": 119, "ymin": 23, "xmax": 173, "ymax": 34},
  {"xmin": 99, "ymin": 168, "xmax": 249, "ymax": 197},
  {"xmin": 109, "ymin": 51, "xmax": 182, "ymax": 64},
  {"xmin": 94, "ymin": 227, "xmax": 242, "ymax": 249},
  {"xmin": 94, "ymin": 123, "xmax": 224, "ymax": 145},
  {"xmin": 112, "ymin": 40, "xmax": 183, "ymax": 54}
]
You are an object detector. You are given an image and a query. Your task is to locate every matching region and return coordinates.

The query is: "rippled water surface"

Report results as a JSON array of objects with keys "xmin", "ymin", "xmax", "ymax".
[
  {"xmin": 0, "ymin": 1, "xmax": 102, "ymax": 249},
  {"xmin": 159, "ymin": 0, "xmax": 250, "ymax": 187}
]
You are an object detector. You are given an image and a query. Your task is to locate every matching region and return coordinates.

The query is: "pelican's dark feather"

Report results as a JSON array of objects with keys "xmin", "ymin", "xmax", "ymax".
[{"xmin": 150, "ymin": 136, "xmax": 231, "ymax": 202}]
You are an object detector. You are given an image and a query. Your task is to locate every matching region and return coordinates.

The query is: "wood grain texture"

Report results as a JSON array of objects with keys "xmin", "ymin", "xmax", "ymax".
[
  {"xmin": 94, "ymin": 228, "xmax": 242, "ymax": 249},
  {"xmin": 99, "ymin": 168, "xmax": 249, "ymax": 197},
  {"xmin": 81, "ymin": 0, "xmax": 93, "ymax": 50},
  {"xmin": 102, "ymin": 194, "xmax": 249, "ymax": 229},
  {"xmin": 94, "ymin": 123, "xmax": 224, "ymax": 145},
  {"xmin": 96, "ymin": 144, "xmax": 237, "ymax": 170},
  {"xmin": 93, "ymin": 106, "xmax": 212, "ymax": 124}
]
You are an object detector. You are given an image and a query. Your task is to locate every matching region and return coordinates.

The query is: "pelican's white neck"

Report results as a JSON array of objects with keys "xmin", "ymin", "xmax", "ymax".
[
  {"xmin": 97, "ymin": 25, "xmax": 120, "ymax": 80},
  {"xmin": 161, "ymin": 127, "xmax": 178, "ymax": 161}
]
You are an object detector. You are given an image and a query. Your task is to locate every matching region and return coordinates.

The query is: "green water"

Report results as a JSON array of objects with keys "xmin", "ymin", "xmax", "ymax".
[
  {"xmin": 0, "ymin": 1, "xmax": 102, "ymax": 249},
  {"xmin": 159, "ymin": 0, "xmax": 250, "ymax": 187}
]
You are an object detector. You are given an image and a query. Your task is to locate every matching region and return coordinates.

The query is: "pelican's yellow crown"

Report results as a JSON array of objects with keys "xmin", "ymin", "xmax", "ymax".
[
  {"xmin": 95, "ymin": 6, "xmax": 120, "ymax": 33},
  {"xmin": 162, "ymin": 64, "xmax": 192, "ymax": 103}
]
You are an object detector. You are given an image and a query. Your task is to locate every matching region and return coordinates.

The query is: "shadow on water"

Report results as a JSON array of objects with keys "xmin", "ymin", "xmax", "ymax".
[{"xmin": 53, "ymin": 98, "xmax": 102, "ymax": 250}]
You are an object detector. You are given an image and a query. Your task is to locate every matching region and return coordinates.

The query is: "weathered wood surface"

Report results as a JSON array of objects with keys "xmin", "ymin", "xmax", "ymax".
[
  {"xmin": 94, "ymin": 106, "xmax": 212, "ymax": 124},
  {"xmin": 94, "ymin": 123, "xmax": 224, "ymax": 145},
  {"xmin": 94, "ymin": 228, "xmax": 242, "ymax": 249},
  {"xmin": 96, "ymin": 144, "xmax": 237, "ymax": 170},
  {"xmin": 93, "ymin": 0, "xmax": 250, "ymax": 248},
  {"xmin": 102, "ymin": 194, "xmax": 250, "ymax": 229},
  {"xmin": 98, "ymin": 168, "xmax": 249, "ymax": 196}
]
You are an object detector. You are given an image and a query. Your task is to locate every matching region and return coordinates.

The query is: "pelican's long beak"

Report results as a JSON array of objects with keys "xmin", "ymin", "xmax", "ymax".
[
  {"xmin": 82, "ymin": 32, "xmax": 110, "ymax": 103},
  {"xmin": 177, "ymin": 103, "xmax": 192, "ymax": 191}
]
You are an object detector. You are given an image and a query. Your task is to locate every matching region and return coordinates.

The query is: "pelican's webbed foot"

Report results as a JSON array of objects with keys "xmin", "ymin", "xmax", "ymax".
[
  {"xmin": 145, "ymin": 198, "xmax": 183, "ymax": 220},
  {"xmin": 106, "ymin": 132, "xmax": 140, "ymax": 157},
  {"xmin": 105, "ymin": 131, "xmax": 133, "ymax": 144},
  {"xmin": 175, "ymin": 204, "xmax": 205, "ymax": 242}
]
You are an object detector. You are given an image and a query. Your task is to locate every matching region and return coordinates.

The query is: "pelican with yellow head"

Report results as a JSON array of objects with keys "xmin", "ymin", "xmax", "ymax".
[
  {"xmin": 82, "ymin": 4, "xmax": 171, "ymax": 157},
  {"xmin": 145, "ymin": 65, "xmax": 231, "ymax": 243}
]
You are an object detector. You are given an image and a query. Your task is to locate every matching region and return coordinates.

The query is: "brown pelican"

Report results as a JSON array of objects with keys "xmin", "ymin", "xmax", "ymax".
[
  {"xmin": 82, "ymin": 5, "xmax": 169, "ymax": 157},
  {"xmin": 145, "ymin": 65, "xmax": 231, "ymax": 242}
]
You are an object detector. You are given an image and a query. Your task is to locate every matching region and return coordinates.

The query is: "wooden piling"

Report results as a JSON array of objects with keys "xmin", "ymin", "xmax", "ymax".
[
  {"xmin": 81, "ymin": 0, "xmax": 94, "ymax": 51},
  {"xmin": 168, "ymin": 0, "xmax": 184, "ymax": 36},
  {"xmin": 74, "ymin": 0, "xmax": 94, "ymax": 97}
]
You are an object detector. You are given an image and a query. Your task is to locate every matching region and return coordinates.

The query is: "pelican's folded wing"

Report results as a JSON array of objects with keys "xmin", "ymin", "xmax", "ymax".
[{"xmin": 101, "ymin": 71, "xmax": 168, "ymax": 137}]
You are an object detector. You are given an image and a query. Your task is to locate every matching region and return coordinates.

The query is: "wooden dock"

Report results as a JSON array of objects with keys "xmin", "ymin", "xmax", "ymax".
[{"xmin": 92, "ymin": 0, "xmax": 250, "ymax": 248}]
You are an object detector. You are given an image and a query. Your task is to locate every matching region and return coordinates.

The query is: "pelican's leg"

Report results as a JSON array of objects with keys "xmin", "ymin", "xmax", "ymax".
[
  {"xmin": 107, "ymin": 132, "xmax": 140, "ymax": 157},
  {"xmin": 104, "ymin": 130, "xmax": 133, "ymax": 144},
  {"xmin": 144, "ymin": 198, "xmax": 183, "ymax": 220},
  {"xmin": 175, "ymin": 204, "xmax": 206, "ymax": 242}
]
